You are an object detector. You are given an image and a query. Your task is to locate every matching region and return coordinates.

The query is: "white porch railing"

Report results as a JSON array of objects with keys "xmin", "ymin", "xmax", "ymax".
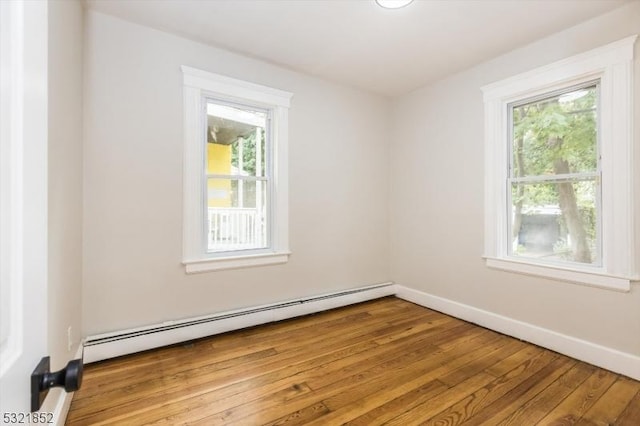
[{"xmin": 208, "ymin": 207, "xmax": 265, "ymax": 251}]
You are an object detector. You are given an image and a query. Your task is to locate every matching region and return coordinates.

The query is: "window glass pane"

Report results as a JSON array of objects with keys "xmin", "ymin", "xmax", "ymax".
[
  {"xmin": 512, "ymin": 85, "xmax": 598, "ymax": 178},
  {"xmin": 207, "ymin": 178, "xmax": 268, "ymax": 252},
  {"xmin": 206, "ymin": 101, "xmax": 267, "ymax": 178},
  {"xmin": 510, "ymin": 180, "xmax": 598, "ymax": 265}
]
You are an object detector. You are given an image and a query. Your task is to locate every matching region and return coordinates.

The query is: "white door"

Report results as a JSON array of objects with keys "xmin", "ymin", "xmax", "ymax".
[{"xmin": 1, "ymin": 0, "xmax": 49, "ymax": 415}]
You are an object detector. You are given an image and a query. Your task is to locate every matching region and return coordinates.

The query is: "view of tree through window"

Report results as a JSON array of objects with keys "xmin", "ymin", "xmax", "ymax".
[{"xmin": 510, "ymin": 84, "xmax": 600, "ymax": 264}]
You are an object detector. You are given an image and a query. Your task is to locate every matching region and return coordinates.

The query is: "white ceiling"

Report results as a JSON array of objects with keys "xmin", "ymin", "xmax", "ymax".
[{"xmin": 85, "ymin": 0, "xmax": 631, "ymax": 97}]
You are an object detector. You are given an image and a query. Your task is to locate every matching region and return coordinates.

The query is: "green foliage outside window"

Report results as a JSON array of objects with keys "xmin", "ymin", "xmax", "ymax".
[{"xmin": 511, "ymin": 85, "xmax": 598, "ymax": 264}]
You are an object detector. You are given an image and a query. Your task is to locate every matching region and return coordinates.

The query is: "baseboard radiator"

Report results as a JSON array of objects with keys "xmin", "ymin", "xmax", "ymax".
[{"xmin": 83, "ymin": 282, "xmax": 396, "ymax": 363}]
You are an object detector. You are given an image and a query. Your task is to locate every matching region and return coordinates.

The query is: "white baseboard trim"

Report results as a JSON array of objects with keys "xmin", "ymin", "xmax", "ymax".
[
  {"xmin": 40, "ymin": 345, "xmax": 83, "ymax": 426},
  {"xmin": 395, "ymin": 285, "xmax": 640, "ymax": 381},
  {"xmin": 83, "ymin": 282, "xmax": 396, "ymax": 363}
]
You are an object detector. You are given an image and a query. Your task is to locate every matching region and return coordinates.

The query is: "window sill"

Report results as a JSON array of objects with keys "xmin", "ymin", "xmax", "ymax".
[
  {"xmin": 484, "ymin": 257, "xmax": 634, "ymax": 292},
  {"xmin": 184, "ymin": 251, "xmax": 290, "ymax": 274}
]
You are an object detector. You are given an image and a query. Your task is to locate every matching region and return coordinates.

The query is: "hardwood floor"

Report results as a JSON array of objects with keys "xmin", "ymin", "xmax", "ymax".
[{"xmin": 66, "ymin": 297, "xmax": 640, "ymax": 425}]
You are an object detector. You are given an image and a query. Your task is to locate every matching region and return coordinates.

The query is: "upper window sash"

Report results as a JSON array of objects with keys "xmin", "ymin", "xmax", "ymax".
[
  {"xmin": 507, "ymin": 81, "xmax": 601, "ymax": 180},
  {"xmin": 203, "ymin": 96, "xmax": 272, "ymax": 179}
]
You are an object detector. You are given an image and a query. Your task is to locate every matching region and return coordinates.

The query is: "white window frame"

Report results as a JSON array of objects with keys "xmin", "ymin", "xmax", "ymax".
[
  {"xmin": 182, "ymin": 66, "xmax": 292, "ymax": 273},
  {"xmin": 482, "ymin": 36, "xmax": 637, "ymax": 291}
]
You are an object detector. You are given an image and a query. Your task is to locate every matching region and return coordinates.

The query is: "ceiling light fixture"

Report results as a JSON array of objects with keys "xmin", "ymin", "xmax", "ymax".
[{"xmin": 376, "ymin": 0, "xmax": 414, "ymax": 9}]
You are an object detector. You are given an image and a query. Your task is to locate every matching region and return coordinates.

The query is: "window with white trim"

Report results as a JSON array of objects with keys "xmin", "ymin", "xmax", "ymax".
[
  {"xmin": 182, "ymin": 66, "xmax": 292, "ymax": 273},
  {"xmin": 482, "ymin": 36, "xmax": 637, "ymax": 291}
]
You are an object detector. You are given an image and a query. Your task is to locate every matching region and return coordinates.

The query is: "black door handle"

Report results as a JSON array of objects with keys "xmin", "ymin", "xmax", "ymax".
[{"xmin": 31, "ymin": 357, "xmax": 83, "ymax": 412}]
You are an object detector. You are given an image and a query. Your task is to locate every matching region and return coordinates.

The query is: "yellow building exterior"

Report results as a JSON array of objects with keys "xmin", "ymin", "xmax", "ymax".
[{"xmin": 207, "ymin": 142, "xmax": 232, "ymax": 207}]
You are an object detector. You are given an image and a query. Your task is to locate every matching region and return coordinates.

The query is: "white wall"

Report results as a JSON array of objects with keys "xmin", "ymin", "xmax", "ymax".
[
  {"xmin": 48, "ymin": 0, "xmax": 83, "ymax": 369},
  {"xmin": 391, "ymin": 2, "xmax": 640, "ymax": 356},
  {"xmin": 82, "ymin": 11, "xmax": 391, "ymax": 335}
]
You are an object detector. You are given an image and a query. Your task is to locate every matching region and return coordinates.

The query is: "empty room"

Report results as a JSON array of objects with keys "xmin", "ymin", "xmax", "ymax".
[{"xmin": 1, "ymin": 0, "xmax": 640, "ymax": 424}]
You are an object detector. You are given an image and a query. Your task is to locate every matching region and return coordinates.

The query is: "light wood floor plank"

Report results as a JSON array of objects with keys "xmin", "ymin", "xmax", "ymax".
[
  {"xmin": 461, "ymin": 355, "xmax": 577, "ymax": 426},
  {"xmin": 66, "ymin": 297, "xmax": 640, "ymax": 426},
  {"xmin": 576, "ymin": 377, "xmax": 640, "ymax": 426},
  {"xmin": 536, "ymin": 368, "xmax": 617, "ymax": 425},
  {"xmin": 497, "ymin": 363, "xmax": 596, "ymax": 425},
  {"xmin": 614, "ymin": 389, "xmax": 640, "ymax": 425},
  {"xmin": 420, "ymin": 348, "xmax": 559, "ymax": 426}
]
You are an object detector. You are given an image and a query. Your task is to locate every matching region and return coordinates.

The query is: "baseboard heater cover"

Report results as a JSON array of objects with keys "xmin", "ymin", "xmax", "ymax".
[{"xmin": 83, "ymin": 282, "xmax": 395, "ymax": 363}]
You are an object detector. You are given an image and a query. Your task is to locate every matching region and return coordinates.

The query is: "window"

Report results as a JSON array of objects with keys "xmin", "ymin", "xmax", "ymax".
[
  {"xmin": 205, "ymin": 101, "xmax": 269, "ymax": 253},
  {"xmin": 482, "ymin": 36, "xmax": 637, "ymax": 291},
  {"xmin": 182, "ymin": 66, "xmax": 293, "ymax": 273},
  {"xmin": 509, "ymin": 83, "xmax": 600, "ymax": 265}
]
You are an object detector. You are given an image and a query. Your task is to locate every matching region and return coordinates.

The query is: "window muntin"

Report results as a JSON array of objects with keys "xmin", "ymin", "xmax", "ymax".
[
  {"xmin": 205, "ymin": 99, "xmax": 271, "ymax": 254},
  {"xmin": 508, "ymin": 83, "xmax": 601, "ymax": 266}
]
